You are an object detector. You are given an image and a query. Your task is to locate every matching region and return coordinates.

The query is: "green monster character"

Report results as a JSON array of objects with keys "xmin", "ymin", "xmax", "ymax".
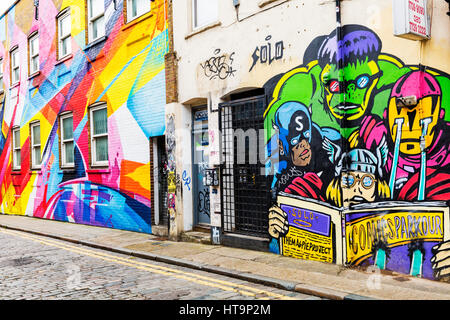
[{"xmin": 264, "ymin": 24, "xmax": 411, "ymax": 151}]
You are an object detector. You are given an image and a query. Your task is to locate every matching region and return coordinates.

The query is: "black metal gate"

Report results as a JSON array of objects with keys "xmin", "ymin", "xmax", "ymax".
[
  {"xmin": 219, "ymin": 95, "xmax": 271, "ymax": 237},
  {"xmin": 157, "ymin": 136, "xmax": 169, "ymax": 226}
]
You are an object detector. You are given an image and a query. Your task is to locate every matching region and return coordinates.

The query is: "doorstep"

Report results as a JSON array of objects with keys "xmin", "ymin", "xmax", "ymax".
[{"xmin": 181, "ymin": 230, "xmax": 212, "ymax": 245}]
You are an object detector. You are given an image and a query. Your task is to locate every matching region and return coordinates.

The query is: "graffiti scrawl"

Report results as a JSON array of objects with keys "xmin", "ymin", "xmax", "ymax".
[{"xmin": 200, "ymin": 49, "xmax": 237, "ymax": 80}]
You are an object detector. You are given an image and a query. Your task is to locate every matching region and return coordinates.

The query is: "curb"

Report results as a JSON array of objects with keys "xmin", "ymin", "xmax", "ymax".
[{"xmin": 0, "ymin": 223, "xmax": 376, "ymax": 300}]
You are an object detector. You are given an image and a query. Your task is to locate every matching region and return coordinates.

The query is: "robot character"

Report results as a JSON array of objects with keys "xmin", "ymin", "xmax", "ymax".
[{"xmin": 384, "ymin": 70, "xmax": 450, "ymax": 200}]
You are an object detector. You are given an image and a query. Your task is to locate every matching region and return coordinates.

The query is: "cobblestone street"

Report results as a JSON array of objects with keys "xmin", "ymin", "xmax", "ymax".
[{"xmin": 0, "ymin": 228, "xmax": 320, "ymax": 300}]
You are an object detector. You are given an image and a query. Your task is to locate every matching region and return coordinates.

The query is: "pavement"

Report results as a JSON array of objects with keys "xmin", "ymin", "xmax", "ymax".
[{"xmin": 1, "ymin": 214, "xmax": 450, "ymax": 300}]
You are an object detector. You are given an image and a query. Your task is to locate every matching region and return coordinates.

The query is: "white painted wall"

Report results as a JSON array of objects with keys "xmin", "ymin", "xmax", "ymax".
[{"xmin": 171, "ymin": 0, "xmax": 450, "ymax": 231}]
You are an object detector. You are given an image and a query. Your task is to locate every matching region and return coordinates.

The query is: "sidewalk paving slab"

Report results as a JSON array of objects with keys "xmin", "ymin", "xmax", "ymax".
[{"xmin": 1, "ymin": 214, "xmax": 450, "ymax": 300}]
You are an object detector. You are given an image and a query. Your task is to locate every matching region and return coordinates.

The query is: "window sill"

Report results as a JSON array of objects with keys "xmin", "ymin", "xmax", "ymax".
[
  {"xmin": 87, "ymin": 168, "xmax": 110, "ymax": 174},
  {"xmin": 29, "ymin": 170, "xmax": 42, "ymax": 174},
  {"xmin": 85, "ymin": 36, "xmax": 108, "ymax": 51},
  {"xmin": 185, "ymin": 21, "xmax": 221, "ymax": 40},
  {"xmin": 10, "ymin": 82, "xmax": 20, "ymax": 90},
  {"xmin": 59, "ymin": 167, "xmax": 75, "ymax": 173},
  {"xmin": 28, "ymin": 71, "xmax": 41, "ymax": 80},
  {"xmin": 55, "ymin": 54, "xmax": 73, "ymax": 66},
  {"xmin": 122, "ymin": 11, "xmax": 153, "ymax": 32},
  {"xmin": 258, "ymin": 0, "xmax": 278, "ymax": 7},
  {"xmin": 11, "ymin": 170, "xmax": 22, "ymax": 175}
]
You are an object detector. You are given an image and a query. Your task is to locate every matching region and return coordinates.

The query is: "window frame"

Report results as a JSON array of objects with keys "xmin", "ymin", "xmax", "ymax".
[
  {"xmin": 60, "ymin": 112, "xmax": 75, "ymax": 168},
  {"xmin": 192, "ymin": 0, "xmax": 218, "ymax": 30},
  {"xmin": 10, "ymin": 47, "xmax": 20, "ymax": 85},
  {"xmin": 57, "ymin": 9, "xmax": 72, "ymax": 60},
  {"xmin": 87, "ymin": 0, "xmax": 105, "ymax": 43},
  {"xmin": 89, "ymin": 103, "xmax": 109, "ymax": 167},
  {"xmin": 30, "ymin": 121, "xmax": 42, "ymax": 170},
  {"xmin": 12, "ymin": 126, "xmax": 21, "ymax": 171},
  {"xmin": 28, "ymin": 32, "xmax": 40, "ymax": 75},
  {"xmin": 126, "ymin": 0, "xmax": 151, "ymax": 23},
  {"xmin": 0, "ymin": 58, "xmax": 4, "ymax": 93}
]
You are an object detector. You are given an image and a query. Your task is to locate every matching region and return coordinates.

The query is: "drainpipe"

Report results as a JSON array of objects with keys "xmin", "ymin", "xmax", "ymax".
[
  {"xmin": 335, "ymin": 0, "xmax": 349, "ymax": 207},
  {"xmin": 335, "ymin": 0, "xmax": 346, "ymax": 154}
]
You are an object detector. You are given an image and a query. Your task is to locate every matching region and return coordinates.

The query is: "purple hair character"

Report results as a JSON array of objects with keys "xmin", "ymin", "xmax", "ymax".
[{"xmin": 317, "ymin": 25, "xmax": 382, "ymax": 68}]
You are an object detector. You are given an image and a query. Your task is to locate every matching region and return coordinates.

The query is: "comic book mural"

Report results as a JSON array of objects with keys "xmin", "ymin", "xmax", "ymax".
[
  {"xmin": 0, "ymin": 0, "xmax": 169, "ymax": 233},
  {"xmin": 264, "ymin": 25, "xmax": 450, "ymax": 280}
]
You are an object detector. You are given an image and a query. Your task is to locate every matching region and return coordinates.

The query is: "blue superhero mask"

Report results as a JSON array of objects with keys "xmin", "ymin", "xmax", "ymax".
[{"xmin": 273, "ymin": 102, "xmax": 312, "ymax": 156}]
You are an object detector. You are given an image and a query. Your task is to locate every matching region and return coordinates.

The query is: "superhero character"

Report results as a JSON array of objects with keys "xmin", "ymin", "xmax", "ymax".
[
  {"xmin": 357, "ymin": 70, "xmax": 450, "ymax": 200},
  {"xmin": 386, "ymin": 70, "xmax": 450, "ymax": 200},
  {"xmin": 264, "ymin": 24, "xmax": 411, "ymax": 151},
  {"xmin": 268, "ymin": 101, "xmax": 340, "ymax": 195},
  {"xmin": 317, "ymin": 26, "xmax": 383, "ymax": 127},
  {"xmin": 326, "ymin": 145, "xmax": 390, "ymax": 208},
  {"xmin": 356, "ymin": 70, "xmax": 450, "ymax": 280},
  {"xmin": 267, "ymin": 102, "xmax": 341, "ymax": 251},
  {"xmin": 268, "ymin": 145, "xmax": 390, "ymax": 253}
]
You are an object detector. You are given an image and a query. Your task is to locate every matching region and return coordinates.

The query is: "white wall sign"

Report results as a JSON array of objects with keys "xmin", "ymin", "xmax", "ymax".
[{"xmin": 393, "ymin": 0, "xmax": 431, "ymax": 40}]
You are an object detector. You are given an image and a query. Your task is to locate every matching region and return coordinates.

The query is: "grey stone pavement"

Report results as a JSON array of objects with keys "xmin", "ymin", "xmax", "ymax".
[
  {"xmin": 0, "ymin": 229, "xmax": 312, "ymax": 300},
  {"xmin": 1, "ymin": 214, "xmax": 450, "ymax": 300}
]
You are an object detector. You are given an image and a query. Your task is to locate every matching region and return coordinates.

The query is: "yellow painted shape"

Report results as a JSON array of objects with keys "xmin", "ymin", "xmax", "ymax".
[
  {"xmin": 97, "ymin": 18, "xmax": 166, "ymax": 113},
  {"xmin": 378, "ymin": 54, "xmax": 403, "ymax": 68},
  {"xmin": 1, "ymin": 173, "xmax": 38, "ymax": 216},
  {"xmin": 346, "ymin": 211, "xmax": 444, "ymax": 265},
  {"xmin": 25, "ymin": 113, "xmax": 53, "ymax": 159},
  {"xmin": 281, "ymin": 226, "xmax": 334, "ymax": 263},
  {"xmin": 2, "ymin": 184, "xmax": 23, "ymax": 215},
  {"xmin": 125, "ymin": 163, "xmax": 151, "ymax": 192},
  {"xmin": 348, "ymin": 130, "xmax": 360, "ymax": 148},
  {"xmin": 20, "ymin": 174, "xmax": 38, "ymax": 209},
  {"xmin": 60, "ymin": 0, "xmax": 85, "ymax": 37}
]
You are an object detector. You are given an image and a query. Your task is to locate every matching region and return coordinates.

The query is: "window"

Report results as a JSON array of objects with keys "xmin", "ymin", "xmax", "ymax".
[
  {"xmin": 60, "ymin": 113, "xmax": 74, "ymax": 168},
  {"xmin": 87, "ymin": 0, "xmax": 105, "ymax": 42},
  {"xmin": 29, "ymin": 33, "xmax": 39, "ymax": 75},
  {"xmin": 57, "ymin": 10, "xmax": 71, "ymax": 59},
  {"xmin": 12, "ymin": 127, "xmax": 21, "ymax": 170},
  {"xmin": 90, "ymin": 104, "xmax": 108, "ymax": 166},
  {"xmin": 192, "ymin": 0, "xmax": 218, "ymax": 30},
  {"xmin": 10, "ymin": 47, "xmax": 20, "ymax": 85},
  {"xmin": 126, "ymin": 0, "xmax": 150, "ymax": 22},
  {"xmin": 30, "ymin": 122, "xmax": 41, "ymax": 169}
]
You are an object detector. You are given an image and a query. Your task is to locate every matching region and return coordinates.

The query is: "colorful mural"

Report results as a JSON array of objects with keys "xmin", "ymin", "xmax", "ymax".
[
  {"xmin": 265, "ymin": 24, "xmax": 450, "ymax": 280},
  {"xmin": 0, "ymin": 0, "xmax": 169, "ymax": 233}
]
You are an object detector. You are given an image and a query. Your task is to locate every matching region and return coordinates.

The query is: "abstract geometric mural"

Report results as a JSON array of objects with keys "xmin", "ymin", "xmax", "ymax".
[{"xmin": 0, "ymin": 0, "xmax": 169, "ymax": 234}]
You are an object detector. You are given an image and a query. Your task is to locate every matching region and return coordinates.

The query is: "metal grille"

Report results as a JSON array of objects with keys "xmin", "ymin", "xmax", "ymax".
[
  {"xmin": 157, "ymin": 136, "xmax": 169, "ymax": 226},
  {"xmin": 220, "ymin": 95, "xmax": 271, "ymax": 237}
]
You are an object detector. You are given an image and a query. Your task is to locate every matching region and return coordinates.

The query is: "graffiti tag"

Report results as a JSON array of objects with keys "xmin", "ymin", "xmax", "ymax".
[
  {"xmin": 182, "ymin": 170, "xmax": 191, "ymax": 191},
  {"xmin": 211, "ymin": 226, "xmax": 221, "ymax": 245},
  {"xmin": 201, "ymin": 49, "xmax": 236, "ymax": 80},
  {"xmin": 249, "ymin": 35, "xmax": 284, "ymax": 72},
  {"xmin": 198, "ymin": 188, "xmax": 210, "ymax": 217}
]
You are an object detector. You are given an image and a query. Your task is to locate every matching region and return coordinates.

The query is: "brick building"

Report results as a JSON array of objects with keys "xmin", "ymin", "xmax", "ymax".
[
  {"xmin": 0, "ymin": 0, "xmax": 169, "ymax": 234},
  {"xmin": 168, "ymin": 0, "xmax": 450, "ymax": 281}
]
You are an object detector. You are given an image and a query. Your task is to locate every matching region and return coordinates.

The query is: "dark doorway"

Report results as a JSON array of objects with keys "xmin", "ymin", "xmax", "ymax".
[{"xmin": 219, "ymin": 93, "xmax": 271, "ymax": 237}]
